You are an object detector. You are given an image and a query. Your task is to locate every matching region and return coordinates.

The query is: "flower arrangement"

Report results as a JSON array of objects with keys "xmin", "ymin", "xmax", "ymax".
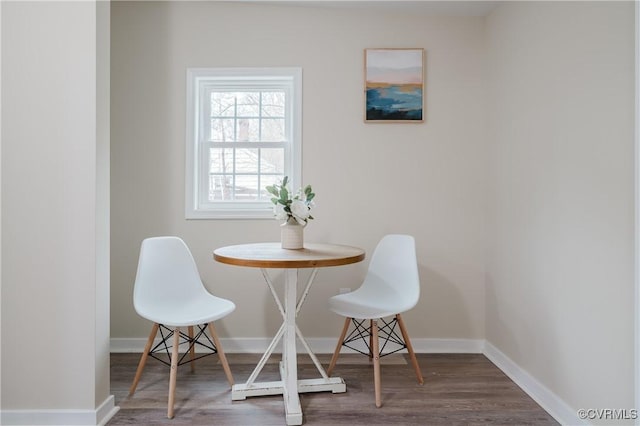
[{"xmin": 266, "ymin": 176, "xmax": 315, "ymax": 225}]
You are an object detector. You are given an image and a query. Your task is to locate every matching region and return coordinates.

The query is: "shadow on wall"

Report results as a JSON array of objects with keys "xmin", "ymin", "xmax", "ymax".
[
  {"xmin": 484, "ymin": 273, "xmax": 559, "ymax": 388},
  {"xmin": 110, "ymin": 1, "xmax": 176, "ymax": 340},
  {"xmin": 415, "ymin": 264, "xmax": 477, "ymax": 340}
]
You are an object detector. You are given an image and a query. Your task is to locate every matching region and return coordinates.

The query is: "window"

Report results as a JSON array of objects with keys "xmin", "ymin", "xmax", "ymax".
[{"xmin": 186, "ymin": 68, "xmax": 302, "ymax": 219}]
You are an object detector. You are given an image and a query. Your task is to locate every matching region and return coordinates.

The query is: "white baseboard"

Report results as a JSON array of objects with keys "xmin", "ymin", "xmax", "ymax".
[
  {"xmin": 483, "ymin": 341, "xmax": 583, "ymax": 426},
  {"xmin": 110, "ymin": 337, "xmax": 484, "ymax": 354},
  {"xmin": 96, "ymin": 396, "xmax": 119, "ymax": 426},
  {"xmin": 0, "ymin": 395, "xmax": 119, "ymax": 426}
]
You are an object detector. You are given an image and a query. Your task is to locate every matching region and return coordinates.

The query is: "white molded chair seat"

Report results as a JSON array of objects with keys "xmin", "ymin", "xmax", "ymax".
[
  {"xmin": 129, "ymin": 236, "xmax": 235, "ymax": 419},
  {"xmin": 135, "ymin": 291, "xmax": 235, "ymax": 328},
  {"xmin": 328, "ymin": 275, "xmax": 416, "ymax": 319},
  {"xmin": 327, "ymin": 234, "xmax": 424, "ymax": 407}
]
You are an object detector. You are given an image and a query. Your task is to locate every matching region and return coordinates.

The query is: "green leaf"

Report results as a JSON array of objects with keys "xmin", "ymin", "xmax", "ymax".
[
  {"xmin": 306, "ymin": 193, "xmax": 315, "ymax": 202},
  {"xmin": 270, "ymin": 197, "xmax": 278, "ymax": 204},
  {"xmin": 281, "ymin": 187, "xmax": 289, "ymax": 202},
  {"xmin": 266, "ymin": 185, "xmax": 278, "ymax": 196},
  {"xmin": 304, "ymin": 185, "xmax": 312, "ymax": 196},
  {"xmin": 282, "ymin": 176, "xmax": 289, "ymax": 187}
]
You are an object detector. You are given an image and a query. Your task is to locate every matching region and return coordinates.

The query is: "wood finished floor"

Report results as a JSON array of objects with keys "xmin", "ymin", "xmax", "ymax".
[{"xmin": 108, "ymin": 352, "xmax": 558, "ymax": 425}]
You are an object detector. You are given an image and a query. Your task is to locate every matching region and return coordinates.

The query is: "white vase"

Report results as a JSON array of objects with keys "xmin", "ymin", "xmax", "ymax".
[{"xmin": 281, "ymin": 218, "xmax": 305, "ymax": 249}]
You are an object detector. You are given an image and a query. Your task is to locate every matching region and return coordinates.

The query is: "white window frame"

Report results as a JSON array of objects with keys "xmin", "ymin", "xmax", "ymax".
[{"xmin": 185, "ymin": 67, "xmax": 302, "ymax": 219}]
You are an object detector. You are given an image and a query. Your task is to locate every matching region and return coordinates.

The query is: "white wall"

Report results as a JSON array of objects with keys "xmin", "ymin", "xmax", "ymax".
[
  {"xmin": 96, "ymin": 0, "xmax": 112, "ymax": 411},
  {"xmin": 110, "ymin": 2, "xmax": 488, "ymax": 343},
  {"xmin": 486, "ymin": 1, "xmax": 635, "ymax": 422},
  {"xmin": 0, "ymin": 0, "xmax": 4, "ymax": 412},
  {"xmin": 1, "ymin": 1, "xmax": 114, "ymax": 423}
]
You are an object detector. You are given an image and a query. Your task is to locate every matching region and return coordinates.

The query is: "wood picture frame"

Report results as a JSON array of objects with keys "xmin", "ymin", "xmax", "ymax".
[{"xmin": 364, "ymin": 48, "xmax": 425, "ymax": 123}]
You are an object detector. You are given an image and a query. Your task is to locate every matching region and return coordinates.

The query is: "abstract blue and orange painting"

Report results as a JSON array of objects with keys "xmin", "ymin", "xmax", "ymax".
[{"xmin": 365, "ymin": 48, "xmax": 424, "ymax": 122}]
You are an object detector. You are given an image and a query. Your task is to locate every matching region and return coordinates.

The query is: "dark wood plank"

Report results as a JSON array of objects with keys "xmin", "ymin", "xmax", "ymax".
[{"xmin": 108, "ymin": 353, "xmax": 558, "ymax": 425}]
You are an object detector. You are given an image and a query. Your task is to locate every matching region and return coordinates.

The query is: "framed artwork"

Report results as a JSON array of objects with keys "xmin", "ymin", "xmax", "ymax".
[{"xmin": 364, "ymin": 48, "xmax": 424, "ymax": 123}]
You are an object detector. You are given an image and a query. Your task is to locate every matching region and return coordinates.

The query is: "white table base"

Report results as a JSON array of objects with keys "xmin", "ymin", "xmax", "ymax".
[
  {"xmin": 232, "ymin": 373, "xmax": 347, "ymax": 424},
  {"xmin": 231, "ymin": 268, "xmax": 346, "ymax": 425}
]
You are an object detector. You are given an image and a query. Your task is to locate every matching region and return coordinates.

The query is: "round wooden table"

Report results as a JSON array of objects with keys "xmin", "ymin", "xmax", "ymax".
[
  {"xmin": 214, "ymin": 242, "xmax": 365, "ymax": 269},
  {"xmin": 213, "ymin": 242, "xmax": 365, "ymax": 426}
]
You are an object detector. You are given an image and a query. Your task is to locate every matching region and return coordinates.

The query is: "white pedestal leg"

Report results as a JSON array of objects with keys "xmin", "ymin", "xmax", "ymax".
[{"xmin": 283, "ymin": 269, "xmax": 302, "ymax": 425}]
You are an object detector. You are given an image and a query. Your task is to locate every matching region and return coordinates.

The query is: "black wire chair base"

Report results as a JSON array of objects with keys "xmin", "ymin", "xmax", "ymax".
[
  {"xmin": 342, "ymin": 316, "xmax": 407, "ymax": 358},
  {"xmin": 148, "ymin": 324, "xmax": 220, "ymax": 367}
]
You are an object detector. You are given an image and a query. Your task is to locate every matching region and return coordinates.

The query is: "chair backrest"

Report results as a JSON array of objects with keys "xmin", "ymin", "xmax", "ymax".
[
  {"xmin": 133, "ymin": 236, "xmax": 208, "ymax": 317},
  {"xmin": 363, "ymin": 234, "xmax": 420, "ymax": 313}
]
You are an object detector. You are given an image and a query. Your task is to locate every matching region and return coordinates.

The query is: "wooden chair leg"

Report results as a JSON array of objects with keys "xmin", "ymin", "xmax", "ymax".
[
  {"xmin": 369, "ymin": 319, "xmax": 374, "ymax": 361},
  {"xmin": 129, "ymin": 323, "xmax": 159, "ymax": 395},
  {"xmin": 371, "ymin": 319, "xmax": 382, "ymax": 408},
  {"xmin": 167, "ymin": 327, "xmax": 180, "ymax": 419},
  {"xmin": 328, "ymin": 317, "xmax": 351, "ymax": 376},
  {"xmin": 397, "ymin": 314, "xmax": 424, "ymax": 385},
  {"xmin": 207, "ymin": 322, "xmax": 234, "ymax": 387},
  {"xmin": 188, "ymin": 326, "xmax": 196, "ymax": 373}
]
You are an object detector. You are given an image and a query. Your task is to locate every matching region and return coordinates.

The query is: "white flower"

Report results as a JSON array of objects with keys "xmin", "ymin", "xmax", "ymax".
[
  {"xmin": 290, "ymin": 199, "xmax": 310, "ymax": 224},
  {"xmin": 274, "ymin": 203, "xmax": 288, "ymax": 220},
  {"xmin": 266, "ymin": 177, "xmax": 315, "ymax": 225}
]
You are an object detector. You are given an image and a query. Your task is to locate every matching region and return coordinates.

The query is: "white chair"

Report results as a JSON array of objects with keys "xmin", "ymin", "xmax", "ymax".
[
  {"xmin": 128, "ymin": 236, "xmax": 236, "ymax": 418},
  {"xmin": 327, "ymin": 234, "xmax": 424, "ymax": 407}
]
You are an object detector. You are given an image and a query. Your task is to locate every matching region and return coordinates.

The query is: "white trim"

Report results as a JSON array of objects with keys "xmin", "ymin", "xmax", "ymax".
[
  {"xmin": 110, "ymin": 337, "xmax": 484, "ymax": 354},
  {"xmin": 95, "ymin": 397, "xmax": 119, "ymax": 426},
  {"xmin": 483, "ymin": 342, "xmax": 583, "ymax": 426},
  {"xmin": 0, "ymin": 396, "xmax": 119, "ymax": 426},
  {"xmin": 185, "ymin": 67, "xmax": 303, "ymax": 220},
  {"xmin": 416, "ymin": 338, "xmax": 484, "ymax": 353}
]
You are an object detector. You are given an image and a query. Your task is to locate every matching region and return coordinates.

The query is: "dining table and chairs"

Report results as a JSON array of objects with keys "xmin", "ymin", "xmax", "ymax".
[{"xmin": 129, "ymin": 234, "xmax": 423, "ymax": 425}]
